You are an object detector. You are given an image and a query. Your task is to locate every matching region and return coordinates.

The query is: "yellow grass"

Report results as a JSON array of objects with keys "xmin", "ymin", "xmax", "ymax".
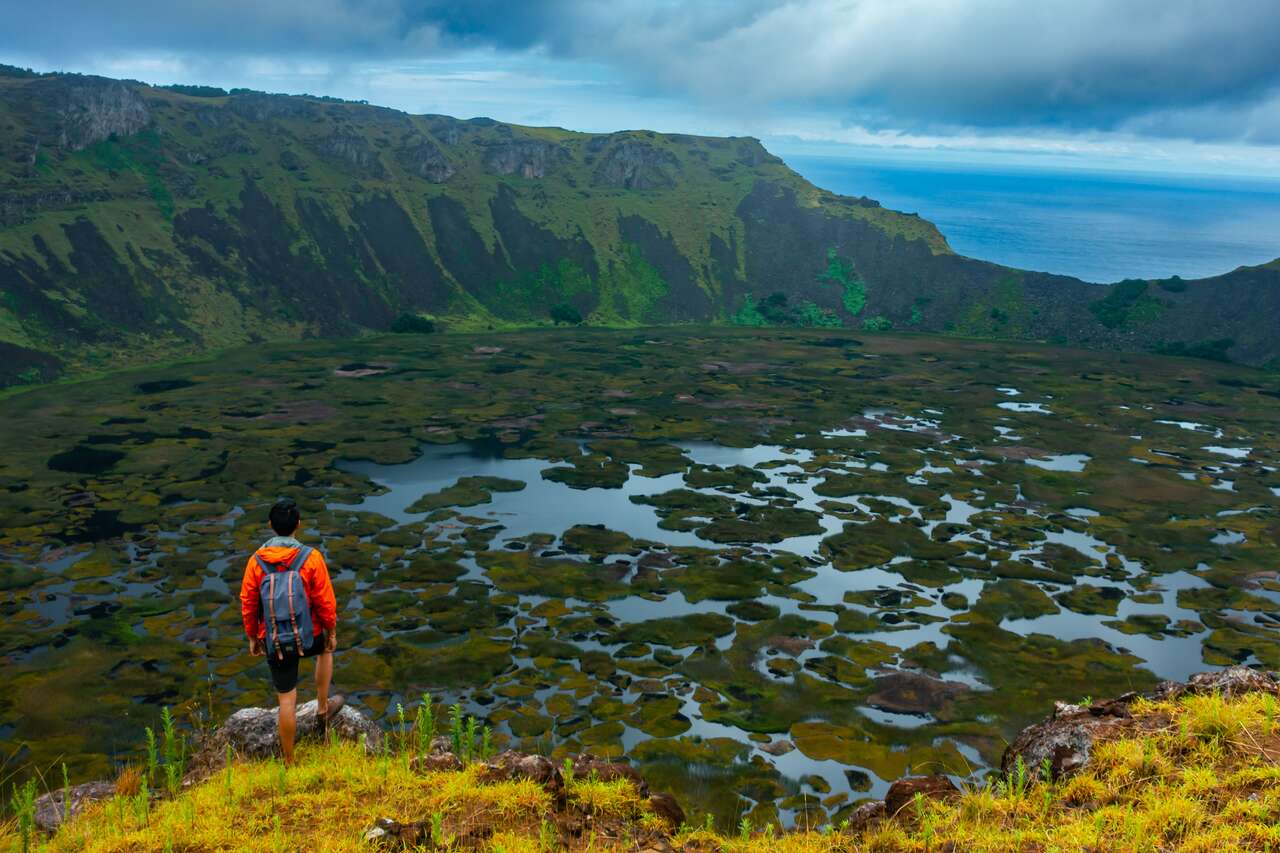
[{"xmin": 4, "ymin": 690, "xmax": 1280, "ymax": 851}]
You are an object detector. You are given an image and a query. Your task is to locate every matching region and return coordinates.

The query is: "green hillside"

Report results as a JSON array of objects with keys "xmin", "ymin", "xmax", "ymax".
[{"xmin": 1, "ymin": 65, "xmax": 1278, "ymax": 386}]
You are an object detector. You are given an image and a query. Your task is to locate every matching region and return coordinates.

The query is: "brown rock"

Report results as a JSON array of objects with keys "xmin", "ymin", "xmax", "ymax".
[
  {"xmin": 478, "ymin": 750, "xmax": 563, "ymax": 790},
  {"xmin": 637, "ymin": 841, "xmax": 675, "ymax": 853},
  {"xmin": 187, "ymin": 700, "xmax": 382, "ymax": 782},
  {"xmin": 410, "ymin": 751, "xmax": 463, "ymax": 773},
  {"xmin": 648, "ymin": 792, "xmax": 686, "ymax": 831},
  {"xmin": 884, "ymin": 775, "xmax": 958, "ymax": 818},
  {"xmin": 34, "ymin": 780, "xmax": 116, "ymax": 832},
  {"xmin": 841, "ymin": 799, "xmax": 886, "ymax": 832},
  {"xmin": 1156, "ymin": 665, "xmax": 1280, "ymax": 701},
  {"xmin": 1000, "ymin": 693, "xmax": 1139, "ymax": 781},
  {"xmin": 1004, "ymin": 666, "xmax": 1280, "ymax": 782},
  {"xmin": 572, "ymin": 754, "xmax": 648, "ymax": 795},
  {"xmin": 363, "ymin": 817, "xmax": 426, "ymax": 847}
]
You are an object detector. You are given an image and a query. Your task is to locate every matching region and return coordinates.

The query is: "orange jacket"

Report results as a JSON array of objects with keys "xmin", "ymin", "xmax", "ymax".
[{"xmin": 240, "ymin": 541, "xmax": 337, "ymax": 639}]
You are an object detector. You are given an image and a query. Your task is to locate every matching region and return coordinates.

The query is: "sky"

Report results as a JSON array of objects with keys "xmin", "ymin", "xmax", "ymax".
[{"xmin": 5, "ymin": 0, "xmax": 1280, "ymax": 176}]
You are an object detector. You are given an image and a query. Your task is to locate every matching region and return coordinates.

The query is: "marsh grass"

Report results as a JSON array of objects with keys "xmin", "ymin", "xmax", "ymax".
[
  {"xmin": 6, "ymin": 690, "xmax": 1280, "ymax": 851},
  {"xmin": 21, "ymin": 739, "xmax": 557, "ymax": 853}
]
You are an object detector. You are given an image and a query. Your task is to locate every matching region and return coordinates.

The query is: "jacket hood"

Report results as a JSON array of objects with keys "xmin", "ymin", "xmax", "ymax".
[{"xmin": 255, "ymin": 536, "xmax": 306, "ymax": 566}]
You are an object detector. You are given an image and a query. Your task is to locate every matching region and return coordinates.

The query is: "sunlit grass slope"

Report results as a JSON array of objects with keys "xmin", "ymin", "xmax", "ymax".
[{"xmin": 5, "ymin": 689, "xmax": 1280, "ymax": 851}]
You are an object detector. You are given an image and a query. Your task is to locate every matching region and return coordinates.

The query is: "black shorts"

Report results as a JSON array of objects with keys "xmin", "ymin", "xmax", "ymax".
[{"xmin": 266, "ymin": 632, "xmax": 327, "ymax": 694}]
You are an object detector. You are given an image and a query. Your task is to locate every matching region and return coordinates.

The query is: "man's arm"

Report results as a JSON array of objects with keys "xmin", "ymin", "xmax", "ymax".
[
  {"xmin": 305, "ymin": 552, "xmax": 338, "ymax": 634},
  {"xmin": 239, "ymin": 557, "xmax": 263, "ymax": 638}
]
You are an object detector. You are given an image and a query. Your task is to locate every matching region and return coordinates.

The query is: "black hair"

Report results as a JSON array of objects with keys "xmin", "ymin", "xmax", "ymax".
[{"xmin": 269, "ymin": 498, "xmax": 300, "ymax": 536}]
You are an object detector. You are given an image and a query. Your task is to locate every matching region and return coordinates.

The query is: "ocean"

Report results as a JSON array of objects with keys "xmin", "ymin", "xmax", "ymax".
[{"xmin": 786, "ymin": 154, "xmax": 1280, "ymax": 283}]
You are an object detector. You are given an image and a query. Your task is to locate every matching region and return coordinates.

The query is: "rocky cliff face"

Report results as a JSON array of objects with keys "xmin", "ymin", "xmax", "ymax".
[
  {"xmin": 482, "ymin": 137, "xmax": 572, "ymax": 178},
  {"xmin": 395, "ymin": 136, "xmax": 455, "ymax": 183},
  {"xmin": 591, "ymin": 139, "xmax": 680, "ymax": 189},
  {"xmin": 0, "ymin": 68, "xmax": 1277, "ymax": 386},
  {"xmin": 44, "ymin": 76, "xmax": 151, "ymax": 151}
]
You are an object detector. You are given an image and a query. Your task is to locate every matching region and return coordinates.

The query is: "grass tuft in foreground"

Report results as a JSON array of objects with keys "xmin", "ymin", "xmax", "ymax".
[{"xmin": 5, "ymin": 690, "xmax": 1280, "ymax": 851}]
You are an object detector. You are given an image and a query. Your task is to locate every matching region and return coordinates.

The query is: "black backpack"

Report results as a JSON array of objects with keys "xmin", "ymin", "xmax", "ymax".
[{"xmin": 256, "ymin": 546, "xmax": 315, "ymax": 658}]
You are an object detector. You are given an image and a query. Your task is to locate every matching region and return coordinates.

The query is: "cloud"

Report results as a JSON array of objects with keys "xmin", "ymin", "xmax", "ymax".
[
  {"xmin": 4, "ymin": 0, "xmax": 1280, "ymax": 145},
  {"xmin": 544, "ymin": 0, "xmax": 1280, "ymax": 139}
]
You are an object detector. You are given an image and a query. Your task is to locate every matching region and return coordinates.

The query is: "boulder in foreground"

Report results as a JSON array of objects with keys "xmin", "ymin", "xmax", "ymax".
[
  {"xmin": 1001, "ymin": 665, "xmax": 1280, "ymax": 780},
  {"xmin": 188, "ymin": 699, "xmax": 383, "ymax": 779}
]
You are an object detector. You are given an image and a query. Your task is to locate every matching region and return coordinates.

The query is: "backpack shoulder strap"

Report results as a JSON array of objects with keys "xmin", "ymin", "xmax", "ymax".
[
  {"xmin": 286, "ymin": 546, "xmax": 313, "ymax": 573},
  {"xmin": 254, "ymin": 554, "xmax": 273, "ymax": 574}
]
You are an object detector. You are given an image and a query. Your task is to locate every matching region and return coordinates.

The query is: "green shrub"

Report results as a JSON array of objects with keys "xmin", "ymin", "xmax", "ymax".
[
  {"xmin": 1153, "ymin": 338, "xmax": 1234, "ymax": 362},
  {"xmin": 390, "ymin": 313, "xmax": 436, "ymax": 334},
  {"xmin": 550, "ymin": 303, "xmax": 584, "ymax": 325},
  {"xmin": 162, "ymin": 84, "xmax": 229, "ymax": 98},
  {"xmin": 817, "ymin": 248, "xmax": 866, "ymax": 316},
  {"xmin": 1089, "ymin": 279, "xmax": 1162, "ymax": 329},
  {"xmin": 11, "ymin": 778, "xmax": 37, "ymax": 853}
]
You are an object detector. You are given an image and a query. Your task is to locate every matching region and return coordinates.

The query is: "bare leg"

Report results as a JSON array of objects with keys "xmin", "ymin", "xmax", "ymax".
[
  {"xmin": 277, "ymin": 688, "xmax": 298, "ymax": 765},
  {"xmin": 315, "ymin": 651, "xmax": 333, "ymax": 715}
]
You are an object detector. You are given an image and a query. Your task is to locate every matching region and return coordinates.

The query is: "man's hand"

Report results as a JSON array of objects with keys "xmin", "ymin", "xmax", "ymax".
[
  {"xmin": 249, "ymin": 636, "xmax": 266, "ymax": 657},
  {"xmin": 324, "ymin": 628, "xmax": 338, "ymax": 652}
]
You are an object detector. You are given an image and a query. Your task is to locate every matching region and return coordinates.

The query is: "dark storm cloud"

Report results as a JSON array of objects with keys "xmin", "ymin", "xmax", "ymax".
[{"xmin": 5, "ymin": 0, "xmax": 1280, "ymax": 142}]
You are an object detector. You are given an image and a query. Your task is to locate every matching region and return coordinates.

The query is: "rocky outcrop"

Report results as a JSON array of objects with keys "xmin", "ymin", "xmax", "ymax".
[
  {"xmin": 395, "ymin": 137, "xmax": 454, "ymax": 183},
  {"xmin": 477, "ymin": 750, "xmax": 564, "ymax": 789},
  {"xmin": 1000, "ymin": 693, "xmax": 1140, "ymax": 781},
  {"xmin": 591, "ymin": 140, "xmax": 679, "ymax": 190},
  {"xmin": 188, "ymin": 699, "xmax": 383, "ymax": 778},
  {"xmin": 734, "ymin": 138, "xmax": 782, "ymax": 168},
  {"xmin": 278, "ymin": 148, "xmax": 303, "ymax": 171},
  {"xmin": 841, "ymin": 799, "xmax": 887, "ymax": 832},
  {"xmin": 30, "ymin": 76, "xmax": 151, "ymax": 151},
  {"xmin": 837, "ymin": 666, "xmax": 1279, "ymax": 835},
  {"xmin": 200, "ymin": 132, "xmax": 258, "ymax": 160},
  {"xmin": 311, "ymin": 128, "xmax": 386, "ymax": 177},
  {"xmin": 0, "ymin": 188, "xmax": 112, "ymax": 226},
  {"xmin": 32, "ymin": 780, "xmax": 116, "ymax": 833},
  {"xmin": 884, "ymin": 775, "xmax": 959, "ymax": 817},
  {"xmin": 1001, "ymin": 665, "xmax": 1279, "ymax": 781},
  {"xmin": 363, "ymin": 816, "xmax": 430, "ymax": 846},
  {"xmin": 227, "ymin": 92, "xmax": 320, "ymax": 123},
  {"xmin": 647, "ymin": 792, "xmax": 686, "ymax": 831},
  {"xmin": 571, "ymin": 753, "xmax": 649, "ymax": 792},
  {"xmin": 1155, "ymin": 665, "xmax": 1280, "ymax": 700},
  {"xmin": 482, "ymin": 138, "xmax": 570, "ymax": 178}
]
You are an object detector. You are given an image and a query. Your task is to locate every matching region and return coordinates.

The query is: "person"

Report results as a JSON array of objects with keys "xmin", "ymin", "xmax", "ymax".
[{"xmin": 239, "ymin": 498, "xmax": 342, "ymax": 764}]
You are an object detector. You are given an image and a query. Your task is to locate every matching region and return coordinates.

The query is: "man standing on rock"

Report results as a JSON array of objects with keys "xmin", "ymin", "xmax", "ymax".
[{"xmin": 240, "ymin": 498, "xmax": 343, "ymax": 764}]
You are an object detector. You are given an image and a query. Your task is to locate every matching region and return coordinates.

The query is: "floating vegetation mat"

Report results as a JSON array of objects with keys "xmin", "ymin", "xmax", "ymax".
[{"xmin": 1, "ymin": 327, "xmax": 1277, "ymax": 827}]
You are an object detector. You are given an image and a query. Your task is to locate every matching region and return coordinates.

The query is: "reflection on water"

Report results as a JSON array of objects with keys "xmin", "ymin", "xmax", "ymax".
[
  {"xmin": 329, "ymin": 430, "xmax": 1266, "ymax": 820},
  {"xmin": 341, "ymin": 443, "xmax": 704, "ymax": 547},
  {"xmin": 1204, "ymin": 445, "xmax": 1252, "ymax": 459},
  {"xmin": 1026, "ymin": 453, "xmax": 1090, "ymax": 472},
  {"xmin": 998, "ymin": 402, "xmax": 1051, "ymax": 414}
]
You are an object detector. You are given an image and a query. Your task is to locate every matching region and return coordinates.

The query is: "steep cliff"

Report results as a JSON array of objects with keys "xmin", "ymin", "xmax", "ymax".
[{"xmin": 1, "ymin": 66, "xmax": 1277, "ymax": 385}]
